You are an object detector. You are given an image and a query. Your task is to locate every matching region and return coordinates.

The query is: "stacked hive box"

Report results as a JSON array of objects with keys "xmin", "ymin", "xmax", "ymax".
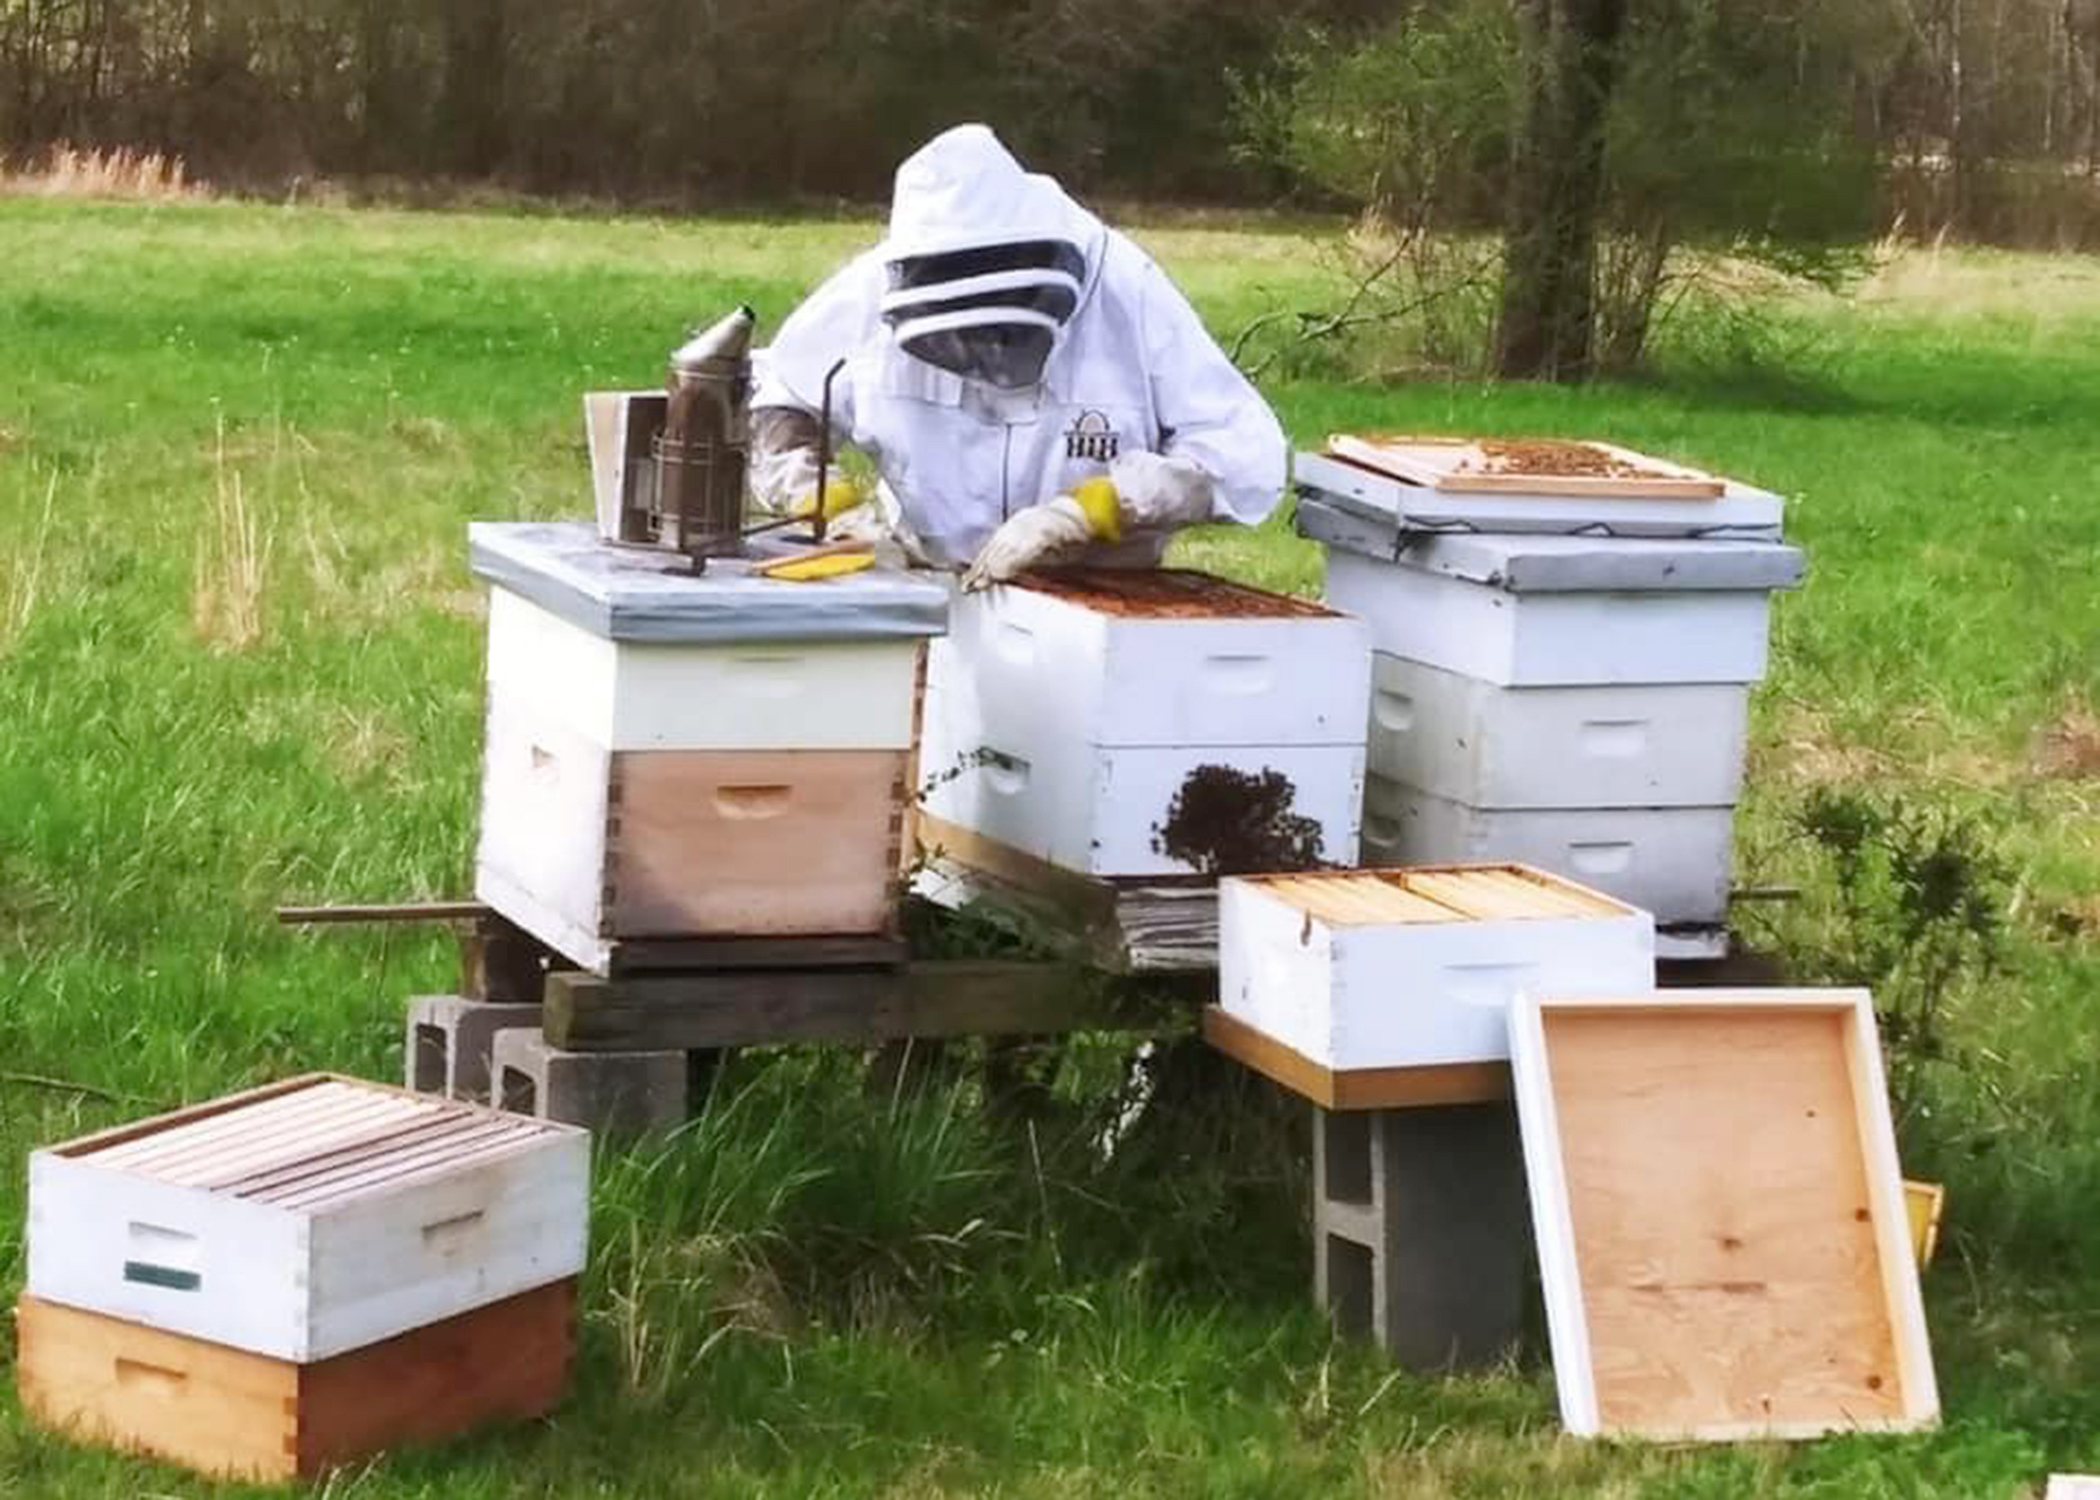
[
  {"xmin": 471, "ymin": 522, "xmax": 950, "ymax": 972},
  {"xmin": 19, "ymin": 1075, "xmax": 589, "ymax": 1481},
  {"xmin": 919, "ymin": 569, "xmax": 1371, "ymax": 878},
  {"xmin": 1297, "ymin": 456, "xmax": 1803, "ymax": 958}
]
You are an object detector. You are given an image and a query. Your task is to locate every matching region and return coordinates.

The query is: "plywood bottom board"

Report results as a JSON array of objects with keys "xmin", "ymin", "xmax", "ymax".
[
  {"xmin": 1203, "ymin": 1007, "xmax": 1511, "ymax": 1110},
  {"xmin": 18, "ymin": 1280, "xmax": 575, "ymax": 1481},
  {"xmin": 1510, "ymin": 991, "xmax": 1936, "ymax": 1441}
]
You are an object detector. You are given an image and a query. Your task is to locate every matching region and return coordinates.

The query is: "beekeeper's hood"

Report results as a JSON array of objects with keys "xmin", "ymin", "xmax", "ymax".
[{"xmin": 878, "ymin": 125, "xmax": 1105, "ymax": 390}]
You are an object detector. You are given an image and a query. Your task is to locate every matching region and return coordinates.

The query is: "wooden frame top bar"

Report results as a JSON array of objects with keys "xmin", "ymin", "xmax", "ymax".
[{"xmin": 1237, "ymin": 864, "xmax": 1633, "ymax": 927}]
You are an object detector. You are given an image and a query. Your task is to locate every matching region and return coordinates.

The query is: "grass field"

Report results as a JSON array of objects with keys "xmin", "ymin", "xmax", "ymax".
[{"xmin": 2, "ymin": 195, "xmax": 2099, "ymax": 1497}]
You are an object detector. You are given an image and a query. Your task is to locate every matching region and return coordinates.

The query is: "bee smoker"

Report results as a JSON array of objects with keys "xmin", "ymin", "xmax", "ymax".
[{"xmin": 635, "ymin": 304, "xmax": 755, "ymax": 568}]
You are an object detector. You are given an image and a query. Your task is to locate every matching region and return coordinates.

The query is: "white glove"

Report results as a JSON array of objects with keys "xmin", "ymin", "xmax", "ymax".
[
  {"xmin": 961, "ymin": 498, "xmax": 1094, "ymax": 592},
  {"xmin": 1108, "ymin": 451, "xmax": 1216, "ymax": 531}
]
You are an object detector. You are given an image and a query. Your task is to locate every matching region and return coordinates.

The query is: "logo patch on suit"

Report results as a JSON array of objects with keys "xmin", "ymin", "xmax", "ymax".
[{"xmin": 1065, "ymin": 410, "xmax": 1121, "ymax": 462}]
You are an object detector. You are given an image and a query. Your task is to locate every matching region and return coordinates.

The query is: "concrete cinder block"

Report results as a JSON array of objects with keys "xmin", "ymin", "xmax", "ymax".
[
  {"xmin": 1313, "ymin": 1102, "xmax": 1529, "ymax": 1371},
  {"xmin": 405, "ymin": 994, "xmax": 544, "ymax": 1104},
  {"xmin": 490, "ymin": 1027, "xmax": 684, "ymax": 1137}
]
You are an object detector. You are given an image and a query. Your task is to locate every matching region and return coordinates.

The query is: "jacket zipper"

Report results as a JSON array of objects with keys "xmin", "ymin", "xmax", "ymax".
[{"xmin": 1001, "ymin": 424, "xmax": 1014, "ymax": 521}]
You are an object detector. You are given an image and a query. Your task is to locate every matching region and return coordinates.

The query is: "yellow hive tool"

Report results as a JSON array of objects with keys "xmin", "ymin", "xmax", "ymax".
[{"xmin": 758, "ymin": 542, "xmax": 877, "ymax": 583}]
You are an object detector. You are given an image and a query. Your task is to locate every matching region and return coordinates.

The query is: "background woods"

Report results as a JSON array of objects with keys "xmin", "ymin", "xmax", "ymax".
[{"xmin": 2, "ymin": 0, "xmax": 2099, "ymax": 249}]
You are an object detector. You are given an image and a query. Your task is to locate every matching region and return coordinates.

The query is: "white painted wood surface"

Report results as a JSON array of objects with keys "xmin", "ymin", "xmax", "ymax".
[
  {"xmin": 487, "ymin": 586, "xmax": 921, "ymax": 752},
  {"xmin": 920, "ymin": 575, "xmax": 1371, "ymax": 877},
  {"xmin": 27, "ymin": 1076, "xmax": 589, "ymax": 1363},
  {"xmin": 1368, "ymin": 655, "xmax": 1750, "ymax": 809},
  {"xmin": 920, "ymin": 690, "xmax": 1365, "ymax": 875},
  {"xmin": 1295, "ymin": 450, "xmax": 1786, "ymax": 538},
  {"xmin": 1326, "ymin": 549, "xmax": 1778, "ymax": 687},
  {"xmin": 1361, "ymin": 776, "xmax": 1736, "ymax": 926},
  {"xmin": 2048, "ymin": 1479, "xmax": 2100, "ymax": 1498},
  {"xmin": 1507, "ymin": 990, "xmax": 1938, "ymax": 1439},
  {"xmin": 931, "ymin": 583, "xmax": 1371, "ymax": 751},
  {"xmin": 1218, "ymin": 869, "xmax": 1654, "ymax": 1070},
  {"xmin": 475, "ymin": 697, "xmax": 612, "ymax": 967}
]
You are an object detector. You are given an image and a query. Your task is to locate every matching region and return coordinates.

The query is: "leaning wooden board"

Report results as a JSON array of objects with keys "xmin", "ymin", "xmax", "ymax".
[
  {"xmin": 1327, "ymin": 434, "xmax": 1726, "ymax": 498},
  {"xmin": 1508, "ymin": 990, "xmax": 1937, "ymax": 1440},
  {"xmin": 18, "ymin": 1280, "xmax": 575, "ymax": 1481}
]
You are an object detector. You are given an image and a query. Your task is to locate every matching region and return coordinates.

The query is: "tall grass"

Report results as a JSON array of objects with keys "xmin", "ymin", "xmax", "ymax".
[{"xmin": 0, "ymin": 144, "xmax": 202, "ymax": 200}]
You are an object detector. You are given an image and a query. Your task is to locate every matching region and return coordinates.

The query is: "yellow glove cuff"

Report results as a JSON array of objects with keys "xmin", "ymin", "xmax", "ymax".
[
  {"xmin": 792, "ymin": 476, "xmax": 868, "ymax": 521},
  {"xmin": 1071, "ymin": 476, "xmax": 1123, "ymax": 543}
]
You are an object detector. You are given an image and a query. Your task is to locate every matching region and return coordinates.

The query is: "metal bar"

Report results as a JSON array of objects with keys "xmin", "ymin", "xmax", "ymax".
[
  {"xmin": 276, "ymin": 902, "xmax": 492, "ymax": 926},
  {"xmin": 812, "ymin": 356, "xmax": 849, "ymax": 546},
  {"xmin": 1729, "ymin": 886, "xmax": 1803, "ymax": 904}
]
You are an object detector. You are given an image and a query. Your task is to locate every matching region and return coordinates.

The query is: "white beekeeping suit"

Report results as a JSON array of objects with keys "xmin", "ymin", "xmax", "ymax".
[{"xmin": 749, "ymin": 124, "xmax": 1288, "ymax": 584}]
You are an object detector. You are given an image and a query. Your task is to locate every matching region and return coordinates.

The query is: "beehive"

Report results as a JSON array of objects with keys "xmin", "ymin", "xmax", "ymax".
[
  {"xmin": 26, "ymin": 1074, "xmax": 589, "ymax": 1363},
  {"xmin": 1300, "ymin": 498, "xmax": 1804, "ymax": 951},
  {"xmin": 919, "ymin": 569, "xmax": 1370, "ymax": 878},
  {"xmin": 470, "ymin": 522, "xmax": 949, "ymax": 971},
  {"xmin": 1217, "ymin": 865, "xmax": 1654, "ymax": 1079}
]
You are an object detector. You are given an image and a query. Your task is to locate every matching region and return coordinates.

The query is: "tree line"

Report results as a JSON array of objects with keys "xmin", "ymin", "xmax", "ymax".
[{"xmin": 3, "ymin": 0, "xmax": 2097, "ymax": 247}]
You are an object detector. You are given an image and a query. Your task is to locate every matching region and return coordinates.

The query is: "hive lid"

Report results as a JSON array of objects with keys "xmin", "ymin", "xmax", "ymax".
[
  {"xmin": 1236, "ymin": 864, "xmax": 1634, "ymax": 927},
  {"xmin": 1299, "ymin": 496, "xmax": 1805, "ymax": 593},
  {"xmin": 1295, "ymin": 447, "xmax": 1786, "ymax": 544},
  {"xmin": 471, "ymin": 522, "xmax": 952, "ymax": 643},
  {"xmin": 48, "ymin": 1074, "xmax": 577, "ymax": 1213}
]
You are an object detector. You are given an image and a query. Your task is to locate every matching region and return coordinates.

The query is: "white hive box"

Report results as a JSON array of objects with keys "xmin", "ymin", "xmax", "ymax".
[
  {"xmin": 470, "ymin": 522, "xmax": 950, "ymax": 970},
  {"xmin": 1361, "ymin": 775, "xmax": 1735, "ymax": 928},
  {"xmin": 1324, "ymin": 541, "xmax": 1802, "ymax": 688},
  {"xmin": 26, "ymin": 1074, "xmax": 590, "ymax": 1364},
  {"xmin": 1368, "ymin": 655, "xmax": 1750, "ymax": 809},
  {"xmin": 1218, "ymin": 865, "xmax": 1654, "ymax": 1074},
  {"xmin": 919, "ymin": 569, "xmax": 1371, "ymax": 878}
]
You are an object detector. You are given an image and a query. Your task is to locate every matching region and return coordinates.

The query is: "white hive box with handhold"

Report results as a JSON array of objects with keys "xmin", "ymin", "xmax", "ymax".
[
  {"xmin": 1216, "ymin": 865, "xmax": 1655, "ymax": 1083},
  {"xmin": 25, "ymin": 1073, "xmax": 590, "ymax": 1364},
  {"xmin": 471, "ymin": 522, "xmax": 950, "ymax": 972},
  {"xmin": 1367, "ymin": 656, "xmax": 1751, "ymax": 810},
  {"xmin": 1360, "ymin": 779, "xmax": 1738, "ymax": 929},
  {"xmin": 918, "ymin": 569, "xmax": 1371, "ymax": 878},
  {"xmin": 1318, "ymin": 530, "xmax": 1805, "ymax": 689}
]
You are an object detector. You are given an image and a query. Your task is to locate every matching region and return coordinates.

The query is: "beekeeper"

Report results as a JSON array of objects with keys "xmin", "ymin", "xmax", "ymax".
[{"xmin": 749, "ymin": 124, "xmax": 1288, "ymax": 589}]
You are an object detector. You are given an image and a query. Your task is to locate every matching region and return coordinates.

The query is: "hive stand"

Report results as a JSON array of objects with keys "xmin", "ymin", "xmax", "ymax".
[
  {"xmin": 1285, "ymin": 941, "xmax": 1791, "ymax": 1374},
  {"xmin": 401, "ymin": 910, "xmax": 1183, "ymax": 1134},
  {"xmin": 1314, "ymin": 1102, "xmax": 1530, "ymax": 1370}
]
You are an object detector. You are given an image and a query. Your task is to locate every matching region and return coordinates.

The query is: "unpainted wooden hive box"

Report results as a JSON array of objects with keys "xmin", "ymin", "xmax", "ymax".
[
  {"xmin": 19, "ymin": 1073, "xmax": 589, "ymax": 1479},
  {"xmin": 469, "ymin": 522, "xmax": 951, "ymax": 972},
  {"xmin": 920, "ymin": 568, "xmax": 1371, "ymax": 878},
  {"xmin": 1217, "ymin": 864, "xmax": 1654, "ymax": 1078}
]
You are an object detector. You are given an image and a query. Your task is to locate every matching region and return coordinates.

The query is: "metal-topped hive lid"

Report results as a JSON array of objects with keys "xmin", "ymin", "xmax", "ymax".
[
  {"xmin": 1299, "ymin": 497, "xmax": 1805, "ymax": 594},
  {"xmin": 470, "ymin": 521, "xmax": 952, "ymax": 644}
]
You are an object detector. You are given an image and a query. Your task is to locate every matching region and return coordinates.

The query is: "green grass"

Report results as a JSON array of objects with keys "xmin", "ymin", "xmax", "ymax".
[{"xmin": 2, "ymin": 196, "xmax": 2100, "ymax": 1496}]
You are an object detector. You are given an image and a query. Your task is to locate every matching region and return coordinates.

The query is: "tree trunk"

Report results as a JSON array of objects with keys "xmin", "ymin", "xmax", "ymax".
[
  {"xmin": 1494, "ymin": 0, "xmax": 1629, "ymax": 382},
  {"xmin": 439, "ymin": 0, "xmax": 507, "ymax": 177}
]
